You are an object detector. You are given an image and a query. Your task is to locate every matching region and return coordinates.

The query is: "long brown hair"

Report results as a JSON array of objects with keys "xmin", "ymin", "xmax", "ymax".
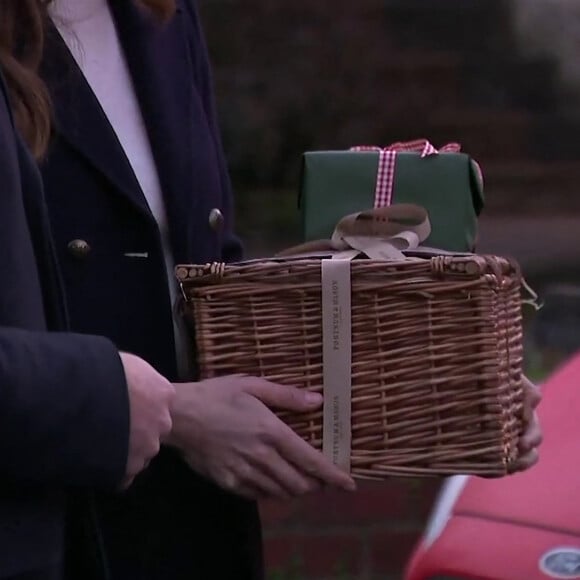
[{"xmin": 0, "ymin": 0, "xmax": 176, "ymax": 159}]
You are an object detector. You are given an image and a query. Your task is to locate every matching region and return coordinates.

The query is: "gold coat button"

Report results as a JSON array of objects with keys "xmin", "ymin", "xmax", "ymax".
[
  {"xmin": 67, "ymin": 239, "xmax": 91, "ymax": 258},
  {"xmin": 208, "ymin": 208, "xmax": 224, "ymax": 231}
]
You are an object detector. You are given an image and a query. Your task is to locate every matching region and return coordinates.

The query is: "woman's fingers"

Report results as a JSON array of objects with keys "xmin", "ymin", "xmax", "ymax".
[
  {"xmin": 272, "ymin": 422, "xmax": 356, "ymax": 492},
  {"xmin": 231, "ymin": 461, "xmax": 292, "ymax": 500},
  {"xmin": 249, "ymin": 446, "xmax": 322, "ymax": 497}
]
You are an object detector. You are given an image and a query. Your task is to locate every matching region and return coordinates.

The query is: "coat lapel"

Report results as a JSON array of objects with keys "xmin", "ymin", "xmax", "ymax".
[
  {"xmin": 42, "ymin": 2, "xmax": 197, "ymax": 257},
  {"xmin": 41, "ymin": 24, "xmax": 154, "ymax": 220},
  {"xmin": 108, "ymin": 0, "xmax": 196, "ymax": 261}
]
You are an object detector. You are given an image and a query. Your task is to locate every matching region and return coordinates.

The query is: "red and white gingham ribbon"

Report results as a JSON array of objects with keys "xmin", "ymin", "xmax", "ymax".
[{"xmin": 350, "ymin": 139, "xmax": 461, "ymax": 207}]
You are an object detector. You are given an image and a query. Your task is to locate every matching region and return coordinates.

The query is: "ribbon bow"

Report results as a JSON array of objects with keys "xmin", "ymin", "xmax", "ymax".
[
  {"xmin": 277, "ymin": 204, "xmax": 433, "ymax": 261},
  {"xmin": 350, "ymin": 139, "xmax": 462, "ymax": 207}
]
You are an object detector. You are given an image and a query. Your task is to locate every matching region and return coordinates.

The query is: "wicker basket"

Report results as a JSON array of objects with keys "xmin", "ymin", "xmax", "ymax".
[{"xmin": 176, "ymin": 207, "xmax": 527, "ymax": 479}]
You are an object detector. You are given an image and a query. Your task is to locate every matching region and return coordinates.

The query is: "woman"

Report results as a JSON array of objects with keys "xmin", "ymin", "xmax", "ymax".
[
  {"xmin": 40, "ymin": 1, "xmax": 356, "ymax": 579},
  {"xmin": 0, "ymin": 3, "xmax": 175, "ymax": 579},
  {"xmin": 39, "ymin": 0, "xmax": 542, "ymax": 578}
]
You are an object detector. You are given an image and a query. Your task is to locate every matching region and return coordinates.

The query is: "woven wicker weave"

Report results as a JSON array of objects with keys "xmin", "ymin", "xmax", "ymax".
[{"xmin": 176, "ymin": 252, "xmax": 525, "ymax": 479}]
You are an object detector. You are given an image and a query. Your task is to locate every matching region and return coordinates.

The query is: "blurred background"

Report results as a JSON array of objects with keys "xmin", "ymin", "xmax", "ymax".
[{"xmin": 198, "ymin": 1, "xmax": 580, "ymax": 578}]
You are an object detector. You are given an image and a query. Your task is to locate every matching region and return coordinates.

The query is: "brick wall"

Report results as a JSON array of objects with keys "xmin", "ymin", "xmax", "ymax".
[
  {"xmin": 199, "ymin": 0, "xmax": 401, "ymax": 186},
  {"xmin": 200, "ymin": 0, "xmax": 580, "ymax": 208},
  {"xmin": 259, "ymin": 479, "xmax": 439, "ymax": 579}
]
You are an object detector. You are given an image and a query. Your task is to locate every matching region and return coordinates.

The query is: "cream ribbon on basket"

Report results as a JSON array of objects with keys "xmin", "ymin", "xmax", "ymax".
[
  {"xmin": 277, "ymin": 203, "xmax": 433, "ymax": 261},
  {"xmin": 276, "ymin": 204, "xmax": 432, "ymax": 472}
]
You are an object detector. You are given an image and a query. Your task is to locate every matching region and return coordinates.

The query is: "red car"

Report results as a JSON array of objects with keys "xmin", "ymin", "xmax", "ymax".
[{"xmin": 404, "ymin": 352, "xmax": 580, "ymax": 580}]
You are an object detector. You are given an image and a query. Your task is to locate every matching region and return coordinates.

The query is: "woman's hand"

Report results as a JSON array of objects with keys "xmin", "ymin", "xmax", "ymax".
[
  {"xmin": 512, "ymin": 375, "xmax": 543, "ymax": 472},
  {"xmin": 167, "ymin": 376, "xmax": 356, "ymax": 500}
]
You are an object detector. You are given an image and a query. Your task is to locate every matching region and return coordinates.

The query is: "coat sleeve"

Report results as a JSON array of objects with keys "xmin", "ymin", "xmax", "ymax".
[
  {"xmin": 0, "ymin": 327, "xmax": 130, "ymax": 489},
  {"xmin": 182, "ymin": 0, "xmax": 244, "ymax": 263}
]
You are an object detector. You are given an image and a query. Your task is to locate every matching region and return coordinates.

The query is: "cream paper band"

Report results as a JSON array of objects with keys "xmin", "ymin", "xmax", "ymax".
[{"xmin": 321, "ymin": 258, "xmax": 352, "ymax": 472}]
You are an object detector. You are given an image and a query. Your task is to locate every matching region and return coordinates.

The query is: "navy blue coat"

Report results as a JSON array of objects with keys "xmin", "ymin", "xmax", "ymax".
[
  {"xmin": 0, "ymin": 70, "xmax": 130, "ymax": 578},
  {"xmin": 40, "ymin": 1, "xmax": 262, "ymax": 579}
]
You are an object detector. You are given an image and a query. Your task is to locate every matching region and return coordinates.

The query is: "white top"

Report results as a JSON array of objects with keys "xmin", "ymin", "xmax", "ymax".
[{"xmin": 49, "ymin": 0, "xmax": 188, "ymax": 377}]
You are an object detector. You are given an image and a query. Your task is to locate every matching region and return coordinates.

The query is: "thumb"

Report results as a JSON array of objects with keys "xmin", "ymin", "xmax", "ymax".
[{"xmin": 241, "ymin": 378, "xmax": 323, "ymax": 412}]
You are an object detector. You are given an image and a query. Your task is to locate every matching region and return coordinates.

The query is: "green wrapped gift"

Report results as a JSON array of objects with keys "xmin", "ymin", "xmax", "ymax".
[{"xmin": 299, "ymin": 140, "xmax": 485, "ymax": 252}]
